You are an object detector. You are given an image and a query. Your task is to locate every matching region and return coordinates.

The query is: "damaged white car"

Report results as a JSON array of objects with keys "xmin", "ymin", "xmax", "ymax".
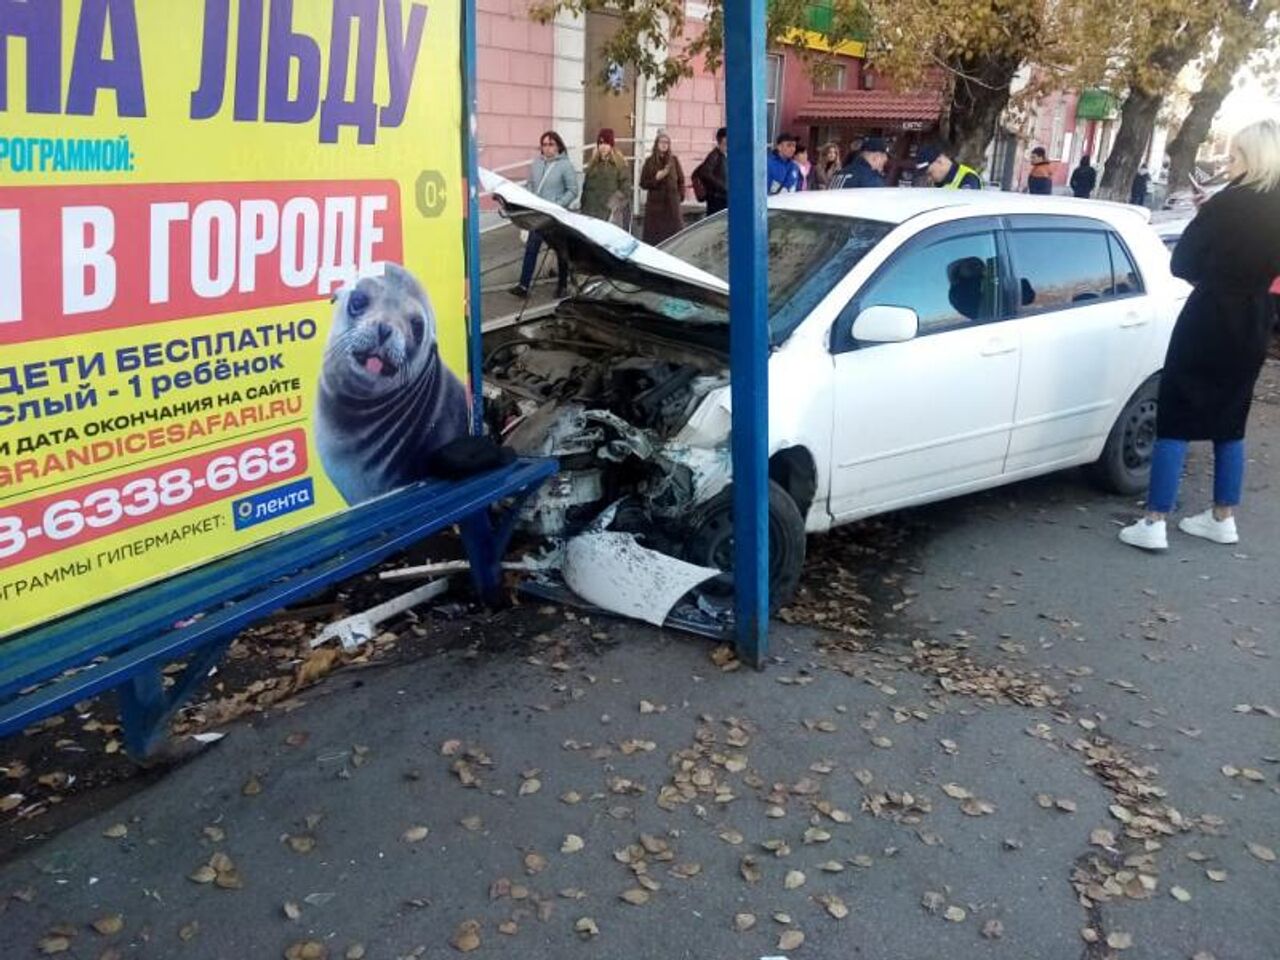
[{"xmin": 483, "ymin": 172, "xmax": 1185, "ymax": 610}]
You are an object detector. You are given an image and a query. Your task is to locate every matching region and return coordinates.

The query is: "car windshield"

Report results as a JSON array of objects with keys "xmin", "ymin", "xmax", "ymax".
[{"xmin": 579, "ymin": 210, "xmax": 892, "ymax": 345}]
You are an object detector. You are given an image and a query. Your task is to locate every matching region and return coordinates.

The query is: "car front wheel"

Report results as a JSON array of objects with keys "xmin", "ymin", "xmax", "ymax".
[
  {"xmin": 1090, "ymin": 376, "xmax": 1159, "ymax": 495},
  {"xmin": 683, "ymin": 480, "xmax": 807, "ymax": 611}
]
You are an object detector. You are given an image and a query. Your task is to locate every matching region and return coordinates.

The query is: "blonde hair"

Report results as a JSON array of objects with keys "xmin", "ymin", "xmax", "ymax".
[{"xmin": 1233, "ymin": 118, "xmax": 1280, "ymax": 192}]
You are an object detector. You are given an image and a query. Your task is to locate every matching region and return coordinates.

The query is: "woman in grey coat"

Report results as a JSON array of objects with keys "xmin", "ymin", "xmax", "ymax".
[{"xmin": 512, "ymin": 130, "xmax": 579, "ymax": 299}]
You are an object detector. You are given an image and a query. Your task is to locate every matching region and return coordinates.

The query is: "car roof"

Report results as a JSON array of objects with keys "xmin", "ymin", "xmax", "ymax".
[{"xmin": 770, "ymin": 188, "xmax": 1152, "ymax": 228}]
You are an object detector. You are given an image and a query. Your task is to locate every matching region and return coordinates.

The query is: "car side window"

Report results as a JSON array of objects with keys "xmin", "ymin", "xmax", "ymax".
[
  {"xmin": 856, "ymin": 232, "xmax": 1001, "ymax": 338},
  {"xmin": 1008, "ymin": 230, "xmax": 1114, "ymax": 313},
  {"xmin": 1108, "ymin": 232, "xmax": 1145, "ymax": 296}
]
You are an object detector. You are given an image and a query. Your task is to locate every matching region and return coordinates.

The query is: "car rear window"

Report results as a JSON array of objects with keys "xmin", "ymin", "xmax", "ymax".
[{"xmin": 1008, "ymin": 228, "xmax": 1145, "ymax": 314}]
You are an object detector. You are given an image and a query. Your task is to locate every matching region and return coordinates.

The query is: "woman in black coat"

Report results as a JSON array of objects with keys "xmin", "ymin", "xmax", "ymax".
[{"xmin": 1121, "ymin": 119, "xmax": 1280, "ymax": 551}]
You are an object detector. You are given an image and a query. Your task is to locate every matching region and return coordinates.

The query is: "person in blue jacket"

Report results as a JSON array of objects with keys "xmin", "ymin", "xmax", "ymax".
[{"xmin": 767, "ymin": 133, "xmax": 803, "ymax": 195}]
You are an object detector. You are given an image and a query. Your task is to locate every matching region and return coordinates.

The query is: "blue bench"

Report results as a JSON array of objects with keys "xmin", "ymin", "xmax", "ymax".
[{"xmin": 0, "ymin": 458, "xmax": 556, "ymax": 759}]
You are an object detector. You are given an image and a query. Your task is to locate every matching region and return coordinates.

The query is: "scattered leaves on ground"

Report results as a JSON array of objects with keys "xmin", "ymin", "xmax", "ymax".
[
  {"xmin": 561, "ymin": 834, "xmax": 584, "ymax": 854},
  {"xmin": 1247, "ymin": 842, "xmax": 1276, "ymax": 863},
  {"xmin": 778, "ymin": 929, "xmax": 805, "ymax": 951},
  {"xmin": 91, "ymin": 915, "xmax": 123, "ymax": 936},
  {"xmin": 1106, "ymin": 931, "xmax": 1133, "ymax": 950},
  {"xmin": 734, "ymin": 913, "xmax": 757, "ymax": 932}
]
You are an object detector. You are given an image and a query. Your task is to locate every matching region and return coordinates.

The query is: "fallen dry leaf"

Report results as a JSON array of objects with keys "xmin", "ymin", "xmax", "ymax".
[
  {"xmin": 524, "ymin": 852, "xmax": 548, "ymax": 875},
  {"xmin": 773, "ymin": 912, "xmax": 793, "ymax": 924},
  {"xmin": 944, "ymin": 905, "xmax": 967, "ymax": 923},
  {"xmin": 1090, "ymin": 828, "xmax": 1116, "ymax": 848},
  {"xmin": 179, "ymin": 921, "xmax": 199, "ymax": 942},
  {"xmin": 718, "ymin": 828, "xmax": 744, "ymax": 845},
  {"xmin": 1170, "ymin": 886, "xmax": 1192, "ymax": 903},
  {"xmin": 671, "ymin": 862, "xmax": 702, "ymax": 879},
  {"xmin": 1080, "ymin": 927, "xmax": 1099, "ymax": 943},
  {"xmin": 561, "ymin": 834, "xmax": 585, "ymax": 854},
  {"xmin": 1247, "ymin": 842, "xmax": 1276, "ymax": 863},
  {"xmin": 37, "ymin": 936, "xmax": 71, "ymax": 955},
  {"xmin": 982, "ymin": 919, "xmax": 1004, "ymax": 939},
  {"xmin": 942, "ymin": 783, "xmax": 972, "ymax": 800},
  {"xmin": 1055, "ymin": 799, "xmax": 1078, "ymax": 814},
  {"xmin": 519, "ymin": 778, "xmax": 542, "ymax": 797},
  {"xmin": 734, "ymin": 912, "xmax": 757, "ymax": 932},
  {"xmin": 803, "ymin": 828, "xmax": 831, "ymax": 845},
  {"xmin": 284, "ymin": 941, "xmax": 327, "ymax": 960},
  {"xmin": 821, "ymin": 894, "xmax": 849, "ymax": 919},
  {"xmin": 620, "ymin": 888, "xmax": 650, "ymax": 905},
  {"xmin": 400, "ymin": 827, "xmax": 429, "ymax": 846},
  {"xmin": 778, "ymin": 929, "xmax": 805, "ymax": 951},
  {"xmin": 960, "ymin": 798, "xmax": 995, "ymax": 817},
  {"xmin": 1106, "ymin": 931, "xmax": 1133, "ymax": 950},
  {"xmin": 498, "ymin": 921, "xmax": 518, "ymax": 936},
  {"xmin": 242, "ymin": 775, "xmax": 262, "ymax": 797},
  {"xmin": 740, "ymin": 855, "xmax": 762, "ymax": 884},
  {"xmin": 188, "ymin": 865, "xmax": 217, "ymax": 884},
  {"xmin": 784, "ymin": 869, "xmax": 807, "ymax": 890},
  {"xmin": 1206, "ymin": 869, "xmax": 1228, "ymax": 882},
  {"xmin": 284, "ymin": 901, "xmax": 302, "ymax": 921},
  {"xmin": 102, "ymin": 823, "xmax": 128, "ymax": 839},
  {"xmin": 560, "ymin": 791, "xmax": 582, "ymax": 805},
  {"xmin": 287, "ymin": 835, "xmax": 316, "ymax": 854},
  {"xmin": 450, "ymin": 920, "xmax": 481, "ymax": 953},
  {"xmin": 574, "ymin": 917, "xmax": 599, "ymax": 939},
  {"xmin": 440, "ymin": 739, "xmax": 463, "ymax": 756},
  {"xmin": 819, "ymin": 860, "xmax": 845, "ymax": 872},
  {"xmin": 91, "ymin": 915, "xmax": 123, "ymax": 936},
  {"xmin": 921, "ymin": 891, "xmax": 945, "ymax": 913}
]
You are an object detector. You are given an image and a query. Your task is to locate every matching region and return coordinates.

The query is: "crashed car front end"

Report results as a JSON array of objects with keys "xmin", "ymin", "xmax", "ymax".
[{"xmin": 482, "ymin": 311, "xmax": 732, "ymax": 546}]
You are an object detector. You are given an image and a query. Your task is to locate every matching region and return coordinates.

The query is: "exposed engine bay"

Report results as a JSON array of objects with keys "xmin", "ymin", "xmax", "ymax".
[{"xmin": 482, "ymin": 309, "xmax": 732, "ymax": 546}]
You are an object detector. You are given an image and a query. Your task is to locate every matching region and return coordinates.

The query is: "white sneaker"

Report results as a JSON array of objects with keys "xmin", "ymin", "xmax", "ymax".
[
  {"xmin": 1119, "ymin": 518, "xmax": 1168, "ymax": 551},
  {"xmin": 1178, "ymin": 510, "xmax": 1239, "ymax": 544}
]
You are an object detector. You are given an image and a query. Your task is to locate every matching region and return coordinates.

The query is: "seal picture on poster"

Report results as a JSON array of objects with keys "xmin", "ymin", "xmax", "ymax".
[{"xmin": 314, "ymin": 263, "xmax": 469, "ymax": 505}]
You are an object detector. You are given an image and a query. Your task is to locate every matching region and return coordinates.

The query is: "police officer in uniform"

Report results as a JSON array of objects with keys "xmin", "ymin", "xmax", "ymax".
[{"xmin": 916, "ymin": 145, "xmax": 982, "ymax": 190}]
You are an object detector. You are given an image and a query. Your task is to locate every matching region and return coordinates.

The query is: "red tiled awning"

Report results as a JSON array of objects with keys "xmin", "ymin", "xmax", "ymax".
[{"xmin": 795, "ymin": 90, "xmax": 945, "ymax": 125}]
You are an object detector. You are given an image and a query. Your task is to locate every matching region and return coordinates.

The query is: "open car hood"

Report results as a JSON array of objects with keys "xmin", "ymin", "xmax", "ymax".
[{"xmin": 482, "ymin": 168, "xmax": 730, "ymax": 310}]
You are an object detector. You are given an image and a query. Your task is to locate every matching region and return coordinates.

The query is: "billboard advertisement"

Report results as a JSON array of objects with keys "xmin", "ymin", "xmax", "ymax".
[{"xmin": 0, "ymin": 1, "xmax": 469, "ymax": 637}]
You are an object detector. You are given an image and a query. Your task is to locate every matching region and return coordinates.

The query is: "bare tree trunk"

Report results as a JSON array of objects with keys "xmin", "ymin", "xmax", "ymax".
[
  {"xmin": 946, "ymin": 53, "xmax": 1021, "ymax": 170},
  {"xmin": 1166, "ymin": 72, "xmax": 1234, "ymax": 196},
  {"xmin": 1098, "ymin": 88, "xmax": 1164, "ymax": 201}
]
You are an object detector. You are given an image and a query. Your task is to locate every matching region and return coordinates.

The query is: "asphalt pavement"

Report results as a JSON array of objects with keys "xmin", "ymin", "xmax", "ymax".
[{"xmin": 1, "ymin": 368, "xmax": 1277, "ymax": 960}]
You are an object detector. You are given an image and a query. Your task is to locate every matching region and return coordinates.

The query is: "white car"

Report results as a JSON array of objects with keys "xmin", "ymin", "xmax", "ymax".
[{"xmin": 485, "ymin": 176, "xmax": 1187, "ymax": 606}]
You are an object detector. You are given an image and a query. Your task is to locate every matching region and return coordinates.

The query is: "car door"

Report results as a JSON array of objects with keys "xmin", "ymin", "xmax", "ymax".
[
  {"xmin": 828, "ymin": 219, "xmax": 1020, "ymax": 521},
  {"xmin": 1002, "ymin": 217, "xmax": 1153, "ymax": 473}
]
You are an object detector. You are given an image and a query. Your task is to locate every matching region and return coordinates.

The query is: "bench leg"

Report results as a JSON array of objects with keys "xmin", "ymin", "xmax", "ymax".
[
  {"xmin": 119, "ymin": 640, "xmax": 230, "ymax": 761},
  {"xmin": 119, "ymin": 668, "xmax": 168, "ymax": 760},
  {"xmin": 460, "ymin": 512, "xmax": 503, "ymax": 607}
]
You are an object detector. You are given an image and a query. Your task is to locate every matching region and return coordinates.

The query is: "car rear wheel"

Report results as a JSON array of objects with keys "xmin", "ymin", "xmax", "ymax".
[
  {"xmin": 683, "ymin": 480, "xmax": 807, "ymax": 611},
  {"xmin": 1090, "ymin": 376, "xmax": 1159, "ymax": 495}
]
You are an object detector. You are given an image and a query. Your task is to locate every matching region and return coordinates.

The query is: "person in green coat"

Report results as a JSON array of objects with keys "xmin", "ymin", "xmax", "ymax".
[{"xmin": 580, "ymin": 128, "xmax": 632, "ymax": 227}]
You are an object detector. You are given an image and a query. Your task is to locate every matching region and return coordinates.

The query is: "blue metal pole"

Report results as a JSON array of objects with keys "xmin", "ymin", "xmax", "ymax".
[
  {"xmin": 723, "ymin": 0, "xmax": 770, "ymax": 666},
  {"xmin": 463, "ymin": 0, "xmax": 485, "ymax": 433}
]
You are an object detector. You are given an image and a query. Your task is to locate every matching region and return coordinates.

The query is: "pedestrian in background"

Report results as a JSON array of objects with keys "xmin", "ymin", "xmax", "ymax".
[
  {"xmin": 814, "ymin": 143, "xmax": 842, "ymax": 190},
  {"xmin": 639, "ymin": 131, "xmax": 686, "ymax": 245},
  {"xmin": 692, "ymin": 127, "xmax": 728, "ymax": 216},
  {"xmin": 510, "ymin": 130, "xmax": 577, "ymax": 299},
  {"xmin": 832, "ymin": 137, "xmax": 889, "ymax": 188},
  {"xmin": 1130, "ymin": 163, "xmax": 1151, "ymax": 207},
  {"xmin": 1027, "ymin": 146, "xmax": 1054, "ymax": 195},
  {"xmin": 1070, "ymin": 154, "xmax": 1097, "ymax": 198},
  {"xmin": 1120, "ymin": 119, "xmax": 1280, "ymax": 551},
  {"xmin": 767, "ymin": 133, "xmax": 802, "ymax": 195},
  {"xmin": 794, "ymin": 145, "xmax": 812, "ymax": 190},
  {"xmin": 581, "ymin": 128, "xmax": 631, "ymax": 227}
]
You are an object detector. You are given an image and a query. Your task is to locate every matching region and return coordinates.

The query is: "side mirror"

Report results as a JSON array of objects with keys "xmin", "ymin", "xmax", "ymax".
[{"xmin": 852, "ymin": 305, "xmax": 919, "ymax": 344}]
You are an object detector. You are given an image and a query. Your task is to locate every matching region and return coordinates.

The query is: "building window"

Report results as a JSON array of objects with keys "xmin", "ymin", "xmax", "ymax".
[
  {"xmin": 815, "ymin": 63, "xmax": 847, "ymax": 92},
  {"xmin": 766, "ymin": 53, "xmax": 782, "ymax": 142}
]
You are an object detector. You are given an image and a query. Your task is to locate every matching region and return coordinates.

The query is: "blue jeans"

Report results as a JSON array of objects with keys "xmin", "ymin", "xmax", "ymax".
[
  {"xmin": 1147, "ymin": 438, "xmax": 1245, "ymax": 514},
  {"xmin": 518, "ymin": 232, "xmax": 567, "ymax": 292}
]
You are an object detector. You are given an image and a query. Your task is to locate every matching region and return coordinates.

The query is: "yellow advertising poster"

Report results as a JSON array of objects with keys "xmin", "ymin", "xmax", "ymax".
[{"xmin": 0, "ymin": 1, "xmax": 468, "ymax": 638}]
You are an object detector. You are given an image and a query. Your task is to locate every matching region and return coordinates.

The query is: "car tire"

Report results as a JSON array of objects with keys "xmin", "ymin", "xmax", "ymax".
[
  {"xmin": 683, "ymin": 479, "xmax": 807, "ymax": 611},
  {"xmin": 1090, "ymin": 376, "xmax": 1160, "ymax": 495}
]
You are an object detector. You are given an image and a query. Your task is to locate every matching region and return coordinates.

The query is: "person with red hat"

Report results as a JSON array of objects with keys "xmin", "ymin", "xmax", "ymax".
[{"xmin": 581, "ymin": 127, "xmax": 631, "ymax": 227}]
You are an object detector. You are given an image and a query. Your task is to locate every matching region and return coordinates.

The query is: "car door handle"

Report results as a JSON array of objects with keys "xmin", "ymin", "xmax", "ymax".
[
  {"xmin": 980, "ymin": 338, "xmax": 1017, "ymax": 357},
  {"xmin": 1120, "ymin": 312, "xmax": 1149, "ymax": 328}
]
